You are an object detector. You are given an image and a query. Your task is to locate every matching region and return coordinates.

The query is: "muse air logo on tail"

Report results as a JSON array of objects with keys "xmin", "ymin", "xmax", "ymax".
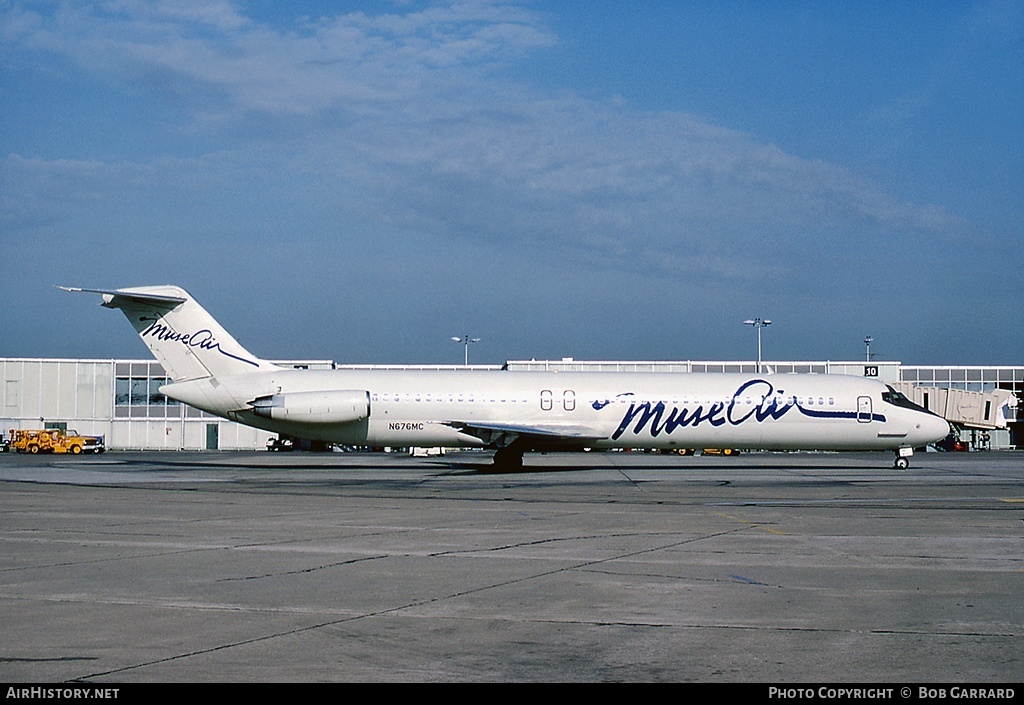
[
  {"xmin": 59, "ymin": 285, "xmax": 276, "ymax": 382},
  {"xmin": 138, "ymin": 315, "xmax": 261, "ymax": 368}
]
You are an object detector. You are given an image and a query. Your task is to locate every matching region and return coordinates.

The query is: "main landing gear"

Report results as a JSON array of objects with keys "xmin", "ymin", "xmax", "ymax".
[{"xmin": 492, "ymin": 446, "xmax": 524, "ymax": 470}]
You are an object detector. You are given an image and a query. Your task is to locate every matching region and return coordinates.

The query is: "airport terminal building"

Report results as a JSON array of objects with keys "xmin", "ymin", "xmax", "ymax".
[
  {"xmin": 1, "ymin": 357, "xmax": 1021, "ymax": 451},
  {"xmin": 0, "ymin": 358, "xmax": 332, "ymax": 451}
]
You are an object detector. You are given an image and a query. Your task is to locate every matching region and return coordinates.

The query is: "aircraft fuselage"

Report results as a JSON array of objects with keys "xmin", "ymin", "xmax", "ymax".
[{"xmin": 163, "ymin": 368, "xmax": 948, "ymax": 452}]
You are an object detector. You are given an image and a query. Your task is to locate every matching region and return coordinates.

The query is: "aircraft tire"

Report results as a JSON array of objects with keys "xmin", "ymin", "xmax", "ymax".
[{"xmin": 492, "ymin": 447, "xmax": 524, "ymax": 470}]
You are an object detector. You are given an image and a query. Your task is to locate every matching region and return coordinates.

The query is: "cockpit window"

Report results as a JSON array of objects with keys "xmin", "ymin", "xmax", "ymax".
[{"xmin": 882, "ymin": 385, "xmax": 934, "ymax": 415}]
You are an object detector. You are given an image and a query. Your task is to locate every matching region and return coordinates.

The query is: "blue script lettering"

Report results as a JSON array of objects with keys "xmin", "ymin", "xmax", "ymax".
[
  {"xmin": 609, "ymin": 379, "xmax": 876, "ymax": 440},
  {"xmin": 141, "ymin": 320, "xmax": 259, "ymax": 367},
  {"xmin": 725, "ymin": 379, "xmax": 791, "ymax": 425}
]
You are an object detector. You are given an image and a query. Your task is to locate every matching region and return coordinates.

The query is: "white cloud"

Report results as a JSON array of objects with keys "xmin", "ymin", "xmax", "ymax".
[{"xmin": 1, "ymin": 0, "xmax": 971, "ymax": 280}]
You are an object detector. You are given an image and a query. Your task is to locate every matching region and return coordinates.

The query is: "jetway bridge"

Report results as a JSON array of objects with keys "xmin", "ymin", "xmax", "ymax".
[{"xmin": 895, "ymin": 383, "xmax": 1017, "ymax": 431}]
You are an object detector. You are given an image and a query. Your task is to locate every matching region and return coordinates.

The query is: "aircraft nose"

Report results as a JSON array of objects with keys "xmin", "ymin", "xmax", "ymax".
[{"xmin": 916, "ymin": 413, "xmax": 950, "ymax": 445}]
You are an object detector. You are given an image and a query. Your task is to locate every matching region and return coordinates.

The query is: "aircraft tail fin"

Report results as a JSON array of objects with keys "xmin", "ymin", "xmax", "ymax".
[{"xmin": 61, "ymin": 286, "xmax": 278, "ymax": 382}]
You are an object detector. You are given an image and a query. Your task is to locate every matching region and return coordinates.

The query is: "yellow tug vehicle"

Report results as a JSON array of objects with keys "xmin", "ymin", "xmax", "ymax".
[{"xmin": 10, "ymin": 429, "xmax": 105, "ymax": 455}]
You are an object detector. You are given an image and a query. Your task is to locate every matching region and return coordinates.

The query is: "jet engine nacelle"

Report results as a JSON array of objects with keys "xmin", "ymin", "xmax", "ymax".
[{"xmin": 250, "ymin": 390, "xmax": 370, "ymax": 424}]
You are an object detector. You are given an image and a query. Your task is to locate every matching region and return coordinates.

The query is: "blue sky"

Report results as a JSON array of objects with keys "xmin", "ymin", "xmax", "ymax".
[{"xmin": 1, "ymin": 0, "xmax": 1021, "ymax": 366}]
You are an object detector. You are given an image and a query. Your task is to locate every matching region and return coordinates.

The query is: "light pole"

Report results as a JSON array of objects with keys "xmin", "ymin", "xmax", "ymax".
[
  {"xmin": 864, "ymin": 336, "xmax": 873, "ymax": 362},
  {"xmin": 742, "ymin": 318, "xmax": 771, "ymax": 373},
  {"xmin": 451, "ymin": 335, "xmax": 480, "ymax": 366}
]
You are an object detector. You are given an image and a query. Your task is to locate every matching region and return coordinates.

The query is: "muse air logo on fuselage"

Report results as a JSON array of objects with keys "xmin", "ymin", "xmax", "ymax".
[
  {"xmin": 139, "ymin": 317, "xmax": 260, "ymax": 368},
  {"xmin": 606, "ymin": 378, "xmax": 886, "ymax": 440}
]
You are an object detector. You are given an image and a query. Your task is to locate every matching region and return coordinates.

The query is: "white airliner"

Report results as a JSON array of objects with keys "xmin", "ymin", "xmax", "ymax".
[{"xmin": 64, "ymin": 285, "xmax": 949, "ymax": 468}]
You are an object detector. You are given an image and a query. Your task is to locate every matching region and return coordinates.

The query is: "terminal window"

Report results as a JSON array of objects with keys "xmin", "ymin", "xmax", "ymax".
[{"xmin": 114, "ymin": 370, "xmax": 180, "ymax": 417}]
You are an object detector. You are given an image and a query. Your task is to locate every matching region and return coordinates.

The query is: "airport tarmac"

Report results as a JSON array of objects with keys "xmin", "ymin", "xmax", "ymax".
[{"xmin": 0, "ymin": 449, "xmax": 1021, "ymax": 683}]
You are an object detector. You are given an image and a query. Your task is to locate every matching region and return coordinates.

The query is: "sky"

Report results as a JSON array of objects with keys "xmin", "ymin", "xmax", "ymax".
[{"xmin": 1, "ymin": 0, "xmax": 1021, "ymax": 366}]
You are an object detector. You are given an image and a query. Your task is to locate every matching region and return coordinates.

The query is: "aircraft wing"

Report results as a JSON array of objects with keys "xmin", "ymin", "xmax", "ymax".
[{"xmin": 444, "ymin": 420, "xmax": 607, "ymax": 448}]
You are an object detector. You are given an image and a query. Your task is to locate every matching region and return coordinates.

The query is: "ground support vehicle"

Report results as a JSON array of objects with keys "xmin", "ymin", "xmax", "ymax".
[
  {"xmin": 11, "ymin": 429, "xmax": 105, "ymax": 454},
  {"xmin": 266, "ymin": 436, "xmax": 295, "ymax": 451}
]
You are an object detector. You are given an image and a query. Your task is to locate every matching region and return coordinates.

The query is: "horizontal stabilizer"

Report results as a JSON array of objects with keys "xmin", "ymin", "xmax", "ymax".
[{"xmin": 58, "ymin": 286, "xmax": 187, "ymax": 308}]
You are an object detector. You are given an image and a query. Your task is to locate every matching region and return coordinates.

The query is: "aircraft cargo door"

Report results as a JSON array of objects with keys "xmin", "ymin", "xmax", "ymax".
[{"xmin": 857, "ymin": 396, "xmax": 872, "ymax": 423}]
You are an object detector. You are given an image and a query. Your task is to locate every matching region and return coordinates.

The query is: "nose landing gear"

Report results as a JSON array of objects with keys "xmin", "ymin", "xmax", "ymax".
[{"xmin": 893, "ymin": 448, "xmax": 912, "ymax": 469}]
